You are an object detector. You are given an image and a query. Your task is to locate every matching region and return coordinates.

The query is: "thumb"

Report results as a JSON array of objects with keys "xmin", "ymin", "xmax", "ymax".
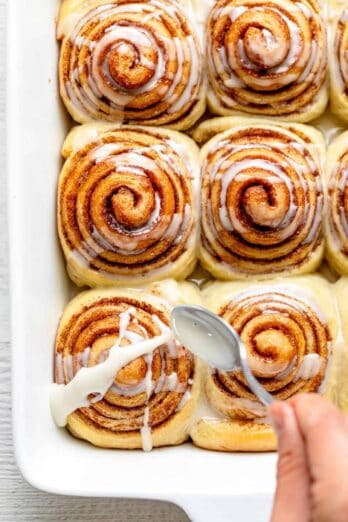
[{"xmin": 269, "ymin": 402, "xmax": 310, "ymax": 522}]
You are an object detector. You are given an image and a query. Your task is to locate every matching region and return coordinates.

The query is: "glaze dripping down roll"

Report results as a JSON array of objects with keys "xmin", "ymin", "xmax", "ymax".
[
  {"xmin": 190, "ymin": 276, "xmax": 338, "ymax": 451},
  {"xmin": 58, "ymin": 0, "xmax": 205, "ymax": 129},
  {"xmin": 54, "ymin": 282, "xmax": 202, "ymax": 449},
  {"xmin": 206, "ymin": 0, "xmax": 328, "ymax": 122},
  {"xmin": 58, "ymin": 123, "xmax": 199, "ymax": 287},
  {"xmin": 325, "ymin": 131, "xmax": 348, "ymax": 275},
  {"xmin": 195, "ymin": 117, "xmax": 325, "ymax": 280}
]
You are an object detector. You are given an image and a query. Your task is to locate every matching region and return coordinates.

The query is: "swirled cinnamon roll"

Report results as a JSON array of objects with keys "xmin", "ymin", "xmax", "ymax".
[
  {"xmin": 330, "ymin": 1, "xmax": 348, "ymax": 122},
  {"xmin": 53, "ymin": 281, "xmax": 203, "ymax": 449},
  {"xmin": 58, "ymin": 0, "xmax": 205, "ymax": 129},
  {"xmin": 325, "ymin": 131, "xmax": 348, "ymax": 275},
  {"xmin": 206, "ymin": 0, "xmax": 328, "ymax": 122},
  {"xmin": 191, "ymin": 276, "xmax": 339, "ymax": 451},
  {"xmin": 194, "ymin": 117, "xmax": 325, "ymax": 280},
  {"xmin": 58, "ymin": 123, "xmax": 199, "ymax": 287}
]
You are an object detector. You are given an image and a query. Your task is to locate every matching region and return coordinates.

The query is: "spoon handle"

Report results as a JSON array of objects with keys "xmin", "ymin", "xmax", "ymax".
[{"xmin": 238, "ymin": 342, "xmax": 274, "ymax": 407}]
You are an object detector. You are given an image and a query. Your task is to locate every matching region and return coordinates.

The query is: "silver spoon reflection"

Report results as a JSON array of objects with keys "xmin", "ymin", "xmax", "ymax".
[{"xmin": 171, "ymin": 305, "xmax": 274, "ymax": 407}]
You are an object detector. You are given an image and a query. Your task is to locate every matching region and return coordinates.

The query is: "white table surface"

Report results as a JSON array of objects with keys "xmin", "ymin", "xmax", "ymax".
[{"xmin": 0, "ymin": 2, "xmax": 188, "ymax": 520}]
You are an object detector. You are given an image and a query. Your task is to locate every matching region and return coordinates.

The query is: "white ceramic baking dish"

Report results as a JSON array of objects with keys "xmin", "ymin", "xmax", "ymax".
[{"xmin": 8, "ymin": 1, "xmax": 276, "ymax": 520}]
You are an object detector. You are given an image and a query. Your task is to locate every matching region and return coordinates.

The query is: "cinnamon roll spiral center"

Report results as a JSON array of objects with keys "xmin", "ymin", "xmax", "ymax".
[
  {"xmin": 240, "ymin": 172, "xmax": 290, "ymax": 228},
  {"xmin": 87, "ymin": 332, "xmax": 149, "ymax": 387},
  {"xmin": 115, "ymin": 357, "xmax": 148, "ymax": 387},
  {"xmin": 241, "ymin": 315, "xmax": 299, "ymax": 378},
  {"xmin": 110, "ymin": 177, "xmax": 156, "ymax": 229},
  {"xmin": 107, "ymin": 40, "xmax": 157, "ymax": 90},
  {"xmin": 234, "ymin": 10, "xmax": 290, "ymax": 69}
]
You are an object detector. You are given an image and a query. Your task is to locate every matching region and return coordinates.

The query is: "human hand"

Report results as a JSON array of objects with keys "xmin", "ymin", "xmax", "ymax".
[{"xmin": 269, "ymin": 394, "xmax": 348, "ymax": 522}]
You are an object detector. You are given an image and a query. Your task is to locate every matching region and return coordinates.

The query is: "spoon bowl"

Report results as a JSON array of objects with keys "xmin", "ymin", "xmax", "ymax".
[{"xmin": 171, "ymin": 305, "xmax": 274, "ymax": 407}]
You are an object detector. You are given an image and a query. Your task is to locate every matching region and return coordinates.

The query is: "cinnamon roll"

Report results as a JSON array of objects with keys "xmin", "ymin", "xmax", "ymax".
[
  {"xmin": 57, "ymin": 0, "xmax": 205, "ymax": 129},
  {"xmin": 58, "ymin": 123, "xmax": 199, "ymax": 287},
  {"xmin": 206, "ymin": 0, "xmax": 328, "ymax": 122},
  {"xmin": 330, "ymin": 1, "xmax": 348, "ymax": 122},
  {"xmin": 325, "ymin": 131, "xmax": 348, "ymax": 275},
  {"xmin": 53, "ymin": 281, "xmax": 203, "ymax": 449},
  {"xmin": 191, "ymin": 276, "xmax": 339, "ymax": 451},
  {"xmin": 194, "ymin": 117, "xmax": 325, "ymax": 280}
]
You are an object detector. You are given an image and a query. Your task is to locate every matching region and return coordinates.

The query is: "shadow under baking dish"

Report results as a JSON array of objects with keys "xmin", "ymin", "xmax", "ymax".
[{"xmin": 8, "ymin": 1, "xmax": 277, "ymax": 521}]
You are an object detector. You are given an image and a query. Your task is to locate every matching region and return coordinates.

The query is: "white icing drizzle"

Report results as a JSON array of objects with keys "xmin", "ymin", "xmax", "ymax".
[
  {"xmin": 79, "ymin": 346, "xmax": 91, "ymax": 367},
  {"xmin": 141, "ymin": 351, "xmax": 154, "ymax": 452},
  {"xmin": 297, "ymin": 41, "xmax": 317, "ymax": 84},
  {"xmin": 176, "ymin": 390, "xmax": 192, "ymax": 411},
  {"xmin": 64, "ymin": 355, "xmax": 74, "ymax": 382},
  {"xmin": 229, "ymin": 6, "xmax": 247, "ymax": 22},
  {"xmin": 294, "ymin": 354, "xmax": 322, "ymax": 382},
  {"xmin": 55, "ymin": 354, "xmax": 64, "ymax": 385},
  {"xmin": 303, "ymin": 194, "xmax": 323, "ymax": 245},
  {"xmin": 163, "ymin": 372, "xmax": 178, "ymax": 391},
  {"xmin": 194, "ymin": 389, "xmax": 226, "ymax": 422},
  {"xmin": 55, "ymin": 347, "xmax": 92, "ymax": 384},
  {"xmin": 110, "ymin": 378, "xmax": 146, "ymax": 397},
  {"xmin": 228, "ymin": 397, "xmax": 266, "ymax": 418},
  {"xmin": 275, "ymin": 357, "xmax": 298, "ymax": 380},
  {"xmin": 231, "ymin": 284, "xmax": 328, "ymax": 324},
  {"xmin": 167, "ymin": 36, "xmax": 200, "ymax": 112},
  {"xmin": 50, "ymin": 312, "xmax": 173, "ymax": 429},
  {"xmin": 92, "ymin": 143, "xmax": 119, "ymax": 163},
  {"xmin": 140, "ymin": 406, "xmax": 153, "ymax": 452},
  {"xmin": 167, "ymin": 339, "xmax": 179, "ymax": 358},
  {"xmin": 163, "ymin": 213, "xmax": 184, "ymax": 241},
  {"xmin": 154, "ymin": 351, "xmax": 167, "ymax": 393},
  {"xmin": 119, "ymin": 307, "xmax": 135, "ymax": 338},
  {"xmin": 173, "ymin": 204, "xmax": 192, "ymax": 245},
  {"xmin": 68, "ymin": 246, "xmax": 177, "ymax": 281}
]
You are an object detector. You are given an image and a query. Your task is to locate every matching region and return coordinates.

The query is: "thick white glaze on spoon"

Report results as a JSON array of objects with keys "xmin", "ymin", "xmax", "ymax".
[{"xmin": 172, "ymin": 313, "xmax": 237, "ymax": 370}]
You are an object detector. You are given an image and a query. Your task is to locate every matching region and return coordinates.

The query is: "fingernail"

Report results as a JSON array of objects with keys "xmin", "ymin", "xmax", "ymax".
[{"xmin": 269, "ymin": 403, "xmax": 287, "ymax": 436}]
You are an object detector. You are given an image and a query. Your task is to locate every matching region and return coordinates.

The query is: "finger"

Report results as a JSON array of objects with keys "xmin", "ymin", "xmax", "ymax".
[
  {"xmin": 290, "ymin": 394, "xmax": 348, "ymax": 522},
  {"xmin": 290, "ymin": 394, "xmax": 348, "ymax": 476},
  {"xmin": 269, "ymin": 401, "xmax": 310, "ymax": 522}
]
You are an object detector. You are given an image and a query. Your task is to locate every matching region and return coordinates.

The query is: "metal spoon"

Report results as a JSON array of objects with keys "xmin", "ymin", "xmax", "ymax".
[{"xmin": 171, "ymin": 305, "xmax": 274, "ymax": 407}]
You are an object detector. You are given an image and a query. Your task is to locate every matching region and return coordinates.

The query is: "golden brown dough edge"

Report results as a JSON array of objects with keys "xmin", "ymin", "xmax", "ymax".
[{"xmin": 190, "ymin": 418, "xmax": 277, "ymax": 452}]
